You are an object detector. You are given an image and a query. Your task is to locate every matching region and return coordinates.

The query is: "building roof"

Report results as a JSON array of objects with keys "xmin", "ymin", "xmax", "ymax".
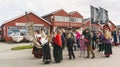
[
  {"xmin": 2, "ymin": 11, "xmax": 52, "ymax": 26},
  {"xmin": 69, "ymin": 11, "xmax": 77, "ymax": 15},
  {"xmin": 116, "ymin": 25, "xmax": 120, "ymax": 28},
  {"xmin": 42, "ymin": 9, "xmax": 64, "ymax": 17},
  {"xmin": 82, "ymin": 18, "xmax": 90, "ymax": 24},
  {"xmin": 69, "ymin": 11, "xmax": 83, "ymax": 18}
]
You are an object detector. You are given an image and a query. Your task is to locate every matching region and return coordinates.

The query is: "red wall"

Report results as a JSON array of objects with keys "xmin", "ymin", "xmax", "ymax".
[
  {"xmin": 2, "ymin": 13, "xmax": 51, "ymax": 42},
  {"xmin": 69, "ymin": 11, "xmax": 83, "ymax": 18},
  {"xmin": 43, "ymin": 9, "xmax": 83, "ymax": 28}
]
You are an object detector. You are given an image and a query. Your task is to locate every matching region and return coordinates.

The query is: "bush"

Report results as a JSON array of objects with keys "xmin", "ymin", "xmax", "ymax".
[{"xmin": 11, "ymin": 45, "xmax": 33, "ymax": 50}]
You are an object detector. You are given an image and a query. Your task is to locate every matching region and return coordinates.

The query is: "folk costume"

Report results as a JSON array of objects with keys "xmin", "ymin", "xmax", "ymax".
[
  {"xmin": 53, "ymin": 33, "xmax": 62, "ymax": 63},
  {"xmin": 32, "ymin": 34, "xmax": 42, "ymax": 59},
  {"xmin": 103, "ymin": 29, "xmax": 112, "ymax": 58},
  {"xmin": 41, "ymin": 36, "xmax": 51, "ymax": 64}
]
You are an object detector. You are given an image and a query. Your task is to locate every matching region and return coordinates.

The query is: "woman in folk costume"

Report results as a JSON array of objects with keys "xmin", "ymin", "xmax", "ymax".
[
  {"xmin": 41, "ymin": 34, "xmax": 51, "ymax": 64},
  {"xmin": 103, "ymin": 27, "xmax": 112, "ymax": 58},
  {"xmin": 32, "ymin": 31, "xmax": 42, "ymax": 59},
  {"xmin": 53, "ymin": 29, "xmax": 62, "ymax": 63},
  {"xmin": 82, "ymin": 29, "xmax": 95, "ymax": 59},
  {"xmin": 40, "ymin": 29, "xmax": 46, "ymax": 38},
  {"xmin": 66, "ymin": 33, "xmax": 75, "ymax": 59}
]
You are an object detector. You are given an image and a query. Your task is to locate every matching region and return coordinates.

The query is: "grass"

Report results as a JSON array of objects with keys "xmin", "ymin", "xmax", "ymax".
[{"xmin": 11, "ymin": 45, "xmax": 33, "ymax": 50}]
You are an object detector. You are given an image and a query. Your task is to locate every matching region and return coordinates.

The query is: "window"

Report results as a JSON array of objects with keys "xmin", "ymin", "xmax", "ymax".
[
  {"xmin": 8, "ymin": 26, "xmax": 29, "ymax": 36},
  {"xmin": 55, "ymin": 16, "xmax": 69, "ymax": 22},
  {"xmin": 55, "ymin": 16, "xmax": 82, "ymax": 22},
  {"xmin": 77, "ymin": 18, "xmax": 82, "ymax": 22},
  {"xmin": 70, "ymin": 17, "xmax": 82, "ymax": 22},
  {"xmin": 20, "ymin": 29, "xmax": 28, "ymax": 35},
  {"xmin": 64, "ymin": 17, "xmax": 69, "ymax": 22},
  {"xmin": 8, "ymin": 26, "xmax": 20, "ymax": 37}
]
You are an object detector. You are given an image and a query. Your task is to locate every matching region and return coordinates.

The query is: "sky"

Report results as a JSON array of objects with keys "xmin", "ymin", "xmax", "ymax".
[{"xmin": 0, "ymin": 0, "xmax": 120, "ymax": 26}]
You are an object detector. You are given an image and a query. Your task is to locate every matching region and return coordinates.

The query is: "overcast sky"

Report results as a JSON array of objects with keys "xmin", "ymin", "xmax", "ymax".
[{"xmin": 0, "ymin": 0, "xmax": 120, "ymax": 26}]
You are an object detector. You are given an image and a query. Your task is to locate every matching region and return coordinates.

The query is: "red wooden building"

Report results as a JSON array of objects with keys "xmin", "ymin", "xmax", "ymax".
[
  {"xmin": 81, "ymin": 18, "xmax": 101, "ymax": 31},
  {"xmin": 81, "ymin": 18, "xmax": 116, "ymax": 32},
  {"xmin": 103, "ymin": 20, "xmax": 116, "ymax": 31},
  {"xmin": 42, "ymin": 9, "xmax": 83, "ymax": 31},
  {"xmin": 1, "ymin": 12, "xmax": 51, "ymax": 42}
]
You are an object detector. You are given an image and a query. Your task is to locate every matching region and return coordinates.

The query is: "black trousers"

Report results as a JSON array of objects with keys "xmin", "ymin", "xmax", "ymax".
[
  {"xmin": 98, "ymin": 44, "xmax": 104, "ymax": 51},
  {"xmin": 68, "ymin": 46, "xmax": 75, "ymax": 59}
]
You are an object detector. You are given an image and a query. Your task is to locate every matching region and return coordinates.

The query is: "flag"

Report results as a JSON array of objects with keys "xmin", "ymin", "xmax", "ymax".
[
  {"xmin": 91, "ymin": 6, "xmax": 100, "ymax": 24},
  {"xmin": 99, "ymin": 7, "xmax": 109, "ymax": 24}
]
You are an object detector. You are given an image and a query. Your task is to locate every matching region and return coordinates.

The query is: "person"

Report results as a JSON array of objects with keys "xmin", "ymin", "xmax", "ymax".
[
  {"xmin": 53, "ymin": 29, "xmax": 62, "ymax": 63},
  {"xmin": 41, "ymin": 35, "xmax": 51, "ymax": 64},
  {"xmin": 40, "ymin": 29, "xmax": 46, "ymax": 38},
  {"xmin": 92, "ymin": 32, "xmax": 97, "ymax": 50},
  {"xmin": 75, "ymin": 30, "xmax": 81, "ymax": 49},
  {"xmin": 97, "ymin": 31, "xmax": 104, "ymax": 53},
  {"xmin": 66, "ymin": 33, "xmax": 75, "ymax": 59},
  {"xmin": 72, "ymin": 32, "xmax": 77, "ymax": 51},
  {"xmin": 51, "ymin": 31, "xmax": 56, "ymax": 61},
  {"xmin": 83, "ymin": 29, "xmax": 95, "ymax": 59},
  {"xmin": 103, "ymin": 28, "xmax": 112, "ymax": 58},
  {"xmin": 61, "ymin": 29, "xmax": 66, "ymax": 49},
  {"xmin": 79, "ymin": 35, "xmax": 87, "ymax": 57},
  {"xmin": 112, "ymin": 29, "xmax": 118, "ymax": 46},
  {"xmin": 32, "ymin": 31, "xmax": 42, "ymax": 59}
]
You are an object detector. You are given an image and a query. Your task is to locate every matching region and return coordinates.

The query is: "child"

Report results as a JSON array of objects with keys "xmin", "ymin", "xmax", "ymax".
[{"xmin": 80, "ymin": 35, "xmax": 87, "ymax": 57}]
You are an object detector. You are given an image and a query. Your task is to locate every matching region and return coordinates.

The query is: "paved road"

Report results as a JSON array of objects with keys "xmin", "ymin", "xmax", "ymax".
[{"xmin": 0, "ymin": 42, "xmax": 120, "ymax": 67}]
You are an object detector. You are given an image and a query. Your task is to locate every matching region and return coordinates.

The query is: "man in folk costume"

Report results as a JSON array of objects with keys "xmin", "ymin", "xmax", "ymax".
[
  {"xmin": 53, "ymin": 29, "xmax": 62, "ymax": 63},
  {"xmin": 103, "ymin": 27, "xmax": 112, "ymax": 58}
]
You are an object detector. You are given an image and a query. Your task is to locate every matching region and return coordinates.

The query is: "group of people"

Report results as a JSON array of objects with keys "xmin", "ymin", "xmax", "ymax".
[{"xmin": 30, "ymin": 27, "xmax": 115, "ymax": 64}]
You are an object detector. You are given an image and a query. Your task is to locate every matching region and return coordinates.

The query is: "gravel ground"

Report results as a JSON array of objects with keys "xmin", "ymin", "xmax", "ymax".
[{"xmin": 0, "ymin": 42, "xmax": 120, "ymax": 67}]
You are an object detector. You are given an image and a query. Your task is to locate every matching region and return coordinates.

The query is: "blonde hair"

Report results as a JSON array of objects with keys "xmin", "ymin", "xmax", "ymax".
[{"xmin": 104, "ymin": 30, "xmax": 112, "ymax": 39}]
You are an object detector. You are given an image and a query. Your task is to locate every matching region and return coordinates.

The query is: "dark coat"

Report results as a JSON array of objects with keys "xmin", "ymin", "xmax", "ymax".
[
  {"xmin": 83, "ymin": 30, "xmax": 91, "ymax": 45},
  {"xmin": 67, "ymin": 38, "xmax": 74, "ymax": 48}
]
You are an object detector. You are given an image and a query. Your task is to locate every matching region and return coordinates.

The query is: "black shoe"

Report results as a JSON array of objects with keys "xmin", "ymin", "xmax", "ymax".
[
  {"xmin": 69, "ymin": 58, "xmax": 72, "ymax": 60},
  {"xmin": 91, "ymin": 56, "xmax": 95, "ymax": 59},
  {"xmin": 105, "ymin": 56, "xmax": 109, "ymax": 58},
  {"xmin": 73, "ymin": 57, "xmax": 75, "ymax": 59},
  {"xmin": 85, "ymin": 56, "xmax": 89, "ymax": 58},
  {"xmin": 97, "ymin": 50, "xmax": 100, "ymax": 52},
  {"xmin": 44, "ymin": 61, "xmax": 50, "ymax": 64}
]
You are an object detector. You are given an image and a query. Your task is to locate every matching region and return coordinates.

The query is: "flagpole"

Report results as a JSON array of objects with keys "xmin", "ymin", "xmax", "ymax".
[
  {"xmin": 25, "ymin": 12, "xmax": 41, "ymax": 48},
  {"xmin": 90, "ymin": 5, "xmax": 92, "ymax": 46}
]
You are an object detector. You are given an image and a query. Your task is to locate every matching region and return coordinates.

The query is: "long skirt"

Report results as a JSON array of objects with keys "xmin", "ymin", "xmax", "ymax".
[
  {"xmin": 32, "ymin": 46, "xmax": 42, "ymax": 59},
  {"xmin": 53, "ymin": 44, "xmax": 62, "ymax": 63},
  {"xmin": 42, "ymin": 43, "xmax": 51, "ymax": 64},
  {"xmin": 104, "ymin": 44, "xmax": 112, "ymax": 56}
]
